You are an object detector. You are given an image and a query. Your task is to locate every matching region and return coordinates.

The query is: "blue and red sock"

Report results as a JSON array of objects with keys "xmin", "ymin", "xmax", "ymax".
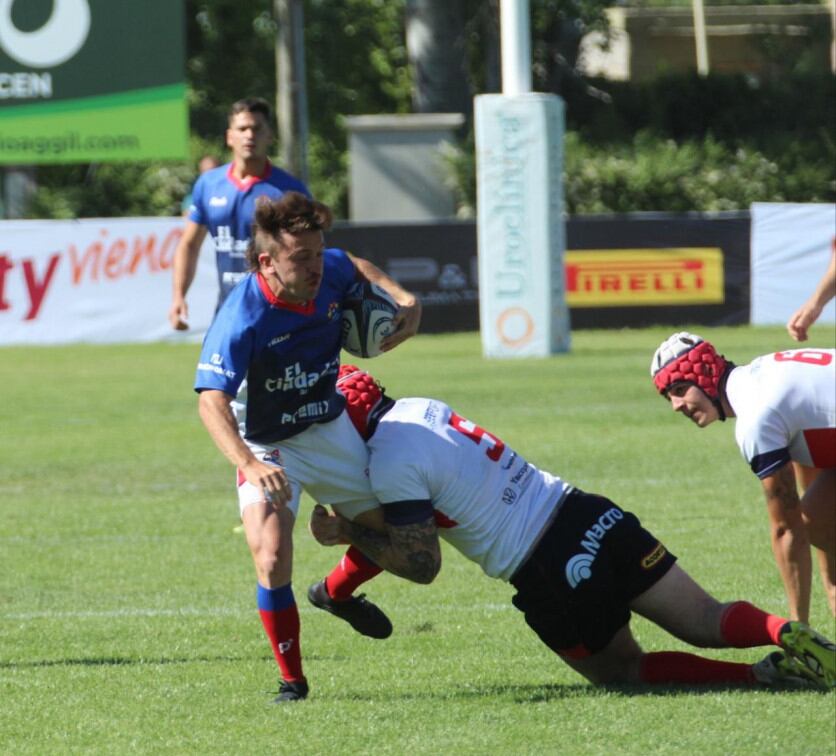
[{"xmin": 257, "ymin": 583, "xmax": 304, "ymax": 683}]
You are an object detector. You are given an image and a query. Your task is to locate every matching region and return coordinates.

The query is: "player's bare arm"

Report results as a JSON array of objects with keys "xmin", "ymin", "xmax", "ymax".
[
  {"xmin": 348, "ymin": 252, "xmax": 422, "ymax": 350},
  {"xmin": 198, "ymin": 389, "xmax": 292, "ymax": 505},
  {"xmin": 787, "ymin": 247, "xmax": 836, "ymax": 341},
  {"xmin": 310, "ymin": 504, "xmax": 441, "ymax": 583},
  {"xmin": 169, "ymin": 221, "xmax": 209, "ymax": 330},
  {"xmin": 762, "ymin": 463, "xmax": 813, "ymax": 622}
]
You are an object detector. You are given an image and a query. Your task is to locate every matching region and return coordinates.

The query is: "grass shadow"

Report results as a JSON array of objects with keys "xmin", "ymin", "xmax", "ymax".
[
  {"xmin": 0, "ymin": 651, "xmax": 350, "ymax": 670},
  {"xmin": 337, "ymin": 680, "xmax": 828, "ymax": 703}
]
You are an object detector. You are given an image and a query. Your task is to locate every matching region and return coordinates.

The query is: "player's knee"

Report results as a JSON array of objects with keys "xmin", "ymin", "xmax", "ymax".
[{"xmin": 253, "ymin": 546, "xmax": 292, "ymax": 586}]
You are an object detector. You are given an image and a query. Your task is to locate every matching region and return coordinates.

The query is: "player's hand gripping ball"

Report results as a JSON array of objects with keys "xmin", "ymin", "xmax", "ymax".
[{"xmin": 341, "ymin": 282, "xmax": 398, "ymax": 358}]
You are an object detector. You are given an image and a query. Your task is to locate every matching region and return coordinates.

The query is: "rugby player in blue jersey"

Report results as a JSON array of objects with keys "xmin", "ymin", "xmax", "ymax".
[
  {"xmin": 169, "ymin": 97, "xmax": 310, "ymax": 330},
  {"xmin": 195, "ymin": 192, "xmax": 421, "ymax": 703}
]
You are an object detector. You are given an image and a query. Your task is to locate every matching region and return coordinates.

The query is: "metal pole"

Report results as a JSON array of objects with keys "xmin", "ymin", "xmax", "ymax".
[
  {"xmin": 692, "ymin": 0, "xmax": 710, "ymax": 76},
  {"xmin": 830, "ymin": 0, "xmax": 835, "ymax": 74},
  {"xmin": 291, "ymin": 1, "xmax": 308, "ymax": 185},
  {"xmin": 500, "ymin": 0, "xmax": 532, "ymax": 95}
]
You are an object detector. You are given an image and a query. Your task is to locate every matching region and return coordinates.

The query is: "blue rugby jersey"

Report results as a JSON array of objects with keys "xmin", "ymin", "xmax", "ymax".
[
  {"xmin": 194, "ymin": 248, "xmax": 356, "ymax": 443},
  {"xmin": 187, "ymin": 161, "xmax": 310, "ymax": 303}
]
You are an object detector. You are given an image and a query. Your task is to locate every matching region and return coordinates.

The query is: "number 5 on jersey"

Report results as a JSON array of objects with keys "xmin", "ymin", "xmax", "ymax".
[{"xmin": 449, "ymin": 412, "xmax": 506, "ymax": 461}]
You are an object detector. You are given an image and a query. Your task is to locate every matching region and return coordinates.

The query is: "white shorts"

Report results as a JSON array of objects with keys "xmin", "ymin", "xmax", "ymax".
[{"xmin": 236, "ymin": 411, "xmax": 378, "ymax": 520}]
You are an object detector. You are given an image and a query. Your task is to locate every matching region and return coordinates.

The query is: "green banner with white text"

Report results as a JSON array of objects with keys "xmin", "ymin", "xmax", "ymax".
[{"xmin": 0, "ymin": 0, "xmax": 187, "ymax": 163}]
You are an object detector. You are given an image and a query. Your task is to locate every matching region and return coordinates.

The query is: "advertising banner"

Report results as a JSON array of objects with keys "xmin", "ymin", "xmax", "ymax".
[
  {"xmin": 0, "ymin": 217, "xmax": 216, "ymax": 345},
  {"xmin": 565, "ymin": 213, "xmax": 750, "ymax": 329},
  {"xmin": 750, "ymin": 202, "xmax": 836, "ymax": 326},
  {"xmin": 565, "ymin": 248, "xmax": 724, "ymax": 307},
  {"xmin": 0, "ymin": 0, "xmax": 187, "ymax": 163},
  {"xmin": 330, "ymin": 214, "xmax": 751, "ymax": 333},
  {"xmin": 474, "ymin": 93, "xmax": 571, "ymax": 357},
  {"xmin": 328, "ymin": 221, "xmax": 479, "ymax": 334}
]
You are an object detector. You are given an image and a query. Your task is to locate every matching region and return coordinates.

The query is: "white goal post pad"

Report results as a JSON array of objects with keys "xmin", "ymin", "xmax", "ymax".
[{"xmin": 475, "ymin": 93, "xmax": 570, "ymax": 358}]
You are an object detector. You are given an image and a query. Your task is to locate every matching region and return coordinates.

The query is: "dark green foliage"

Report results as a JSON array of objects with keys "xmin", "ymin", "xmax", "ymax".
[
  {"xmin": 562, "ymin": 72, "xmax": 836, "ymax": 148},
  {"xmin": 20, "ymin": 1, "xmax": 835, "ymax": 218},
  {"xmin": 445, "ymin": 71, "xmax": 835, "ymax": 214}
]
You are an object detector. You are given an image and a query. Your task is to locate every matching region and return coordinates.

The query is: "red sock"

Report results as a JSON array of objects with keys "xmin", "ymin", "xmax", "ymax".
[
  {"xmin": 325, "ymin": 546, "xmax": 383, "ymax": 601},
  {"xmin": 640, "ymin": 651, "xmax": 755, "ymax": 685},
  {"xmin": 720, "ymin": 601, "xmax": 787, "ymax": 648},
  {"xmin": 257, "ymin": 584, "xmax": 304, "ymax": 683}
]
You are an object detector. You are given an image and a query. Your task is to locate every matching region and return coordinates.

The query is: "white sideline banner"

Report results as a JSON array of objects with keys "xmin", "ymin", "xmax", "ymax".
[
  {"xmin": 751, "ymin": 202, "xmax": 836, "ymax": 326},
  {"xmin": 0, "ymin": 217, "xmax": 217, "ymax": 345},
  {"xmin": 475, "ymin": 93, "xmax": 571, "ymax": 357}
]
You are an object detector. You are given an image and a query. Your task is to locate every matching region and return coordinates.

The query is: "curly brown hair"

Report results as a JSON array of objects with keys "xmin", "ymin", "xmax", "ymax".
[{"xmin": 246, "ymin": 192, "xmax": 334, "ymax": 270}]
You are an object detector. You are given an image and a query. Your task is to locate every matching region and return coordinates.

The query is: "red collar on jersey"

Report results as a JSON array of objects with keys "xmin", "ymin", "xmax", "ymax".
[
  {"xmin": 256, "ymin": 271, "xmax": 314, "ymax": 315},
  {"xmin": 226, "ymin": 159, "xmax": 272, "ymax": 191}
]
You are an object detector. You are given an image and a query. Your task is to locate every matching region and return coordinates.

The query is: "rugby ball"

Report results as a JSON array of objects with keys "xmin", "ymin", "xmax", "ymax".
[{"xmin": 341, "ymin": 282, "xmax": 398, "ymax": 358}]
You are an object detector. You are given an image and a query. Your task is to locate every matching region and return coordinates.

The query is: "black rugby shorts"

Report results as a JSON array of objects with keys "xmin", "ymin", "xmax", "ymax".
[{"xmin": 510, "ymin": 488, "xmax": 676, "ymax": 658}]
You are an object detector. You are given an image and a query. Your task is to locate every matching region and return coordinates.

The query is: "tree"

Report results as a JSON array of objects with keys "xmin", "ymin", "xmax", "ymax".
[{"xmin": 405, "ymin": 0, "xmax": 471, "ymax": 114}]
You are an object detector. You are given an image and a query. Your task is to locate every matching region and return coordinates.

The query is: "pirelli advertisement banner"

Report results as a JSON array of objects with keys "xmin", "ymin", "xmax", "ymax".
[
  {"xmin": 565, "ymin": 248, "xmax": 725, "ymax": 307},
  {"xmin": 329, "ymin": 213, "xmax": 750, "ymax": 333},
  {"xmin": 0, "ymin": 0, "xmax": 188, "ymax": 164},
  {"xmin": 565, "ymin": 214, "xmax": 750, "ymax": 329}
]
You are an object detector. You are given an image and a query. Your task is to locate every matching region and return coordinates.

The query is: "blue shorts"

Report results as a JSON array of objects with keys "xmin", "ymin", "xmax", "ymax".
[{"xmin": 509, "ymin": 489, "xmax": 676, "ymax": 658}]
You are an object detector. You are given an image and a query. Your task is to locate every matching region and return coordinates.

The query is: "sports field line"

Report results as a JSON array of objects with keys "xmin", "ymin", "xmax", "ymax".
[{"xmin": 1, "ymin": 602, "xmax": 513, "ymax": 621}]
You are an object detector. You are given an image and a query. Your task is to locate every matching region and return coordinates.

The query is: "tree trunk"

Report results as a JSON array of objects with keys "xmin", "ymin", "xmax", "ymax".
[
  {"xmin": 274, "ymin": 0, "xmax": 308, "ymax": 182},
  {"xmin": 405, "ymin": 0, "xmax": 471, "ymax": 114}
]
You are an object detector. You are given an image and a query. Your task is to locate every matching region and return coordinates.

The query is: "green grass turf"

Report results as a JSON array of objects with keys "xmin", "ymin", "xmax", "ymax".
[{"xmin": 1, "ymin": 325, "xmax": 834, "ymax": 754}]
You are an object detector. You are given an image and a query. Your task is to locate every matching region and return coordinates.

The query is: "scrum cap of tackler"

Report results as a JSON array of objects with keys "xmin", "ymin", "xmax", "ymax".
[
  {"xmin": 336, "ymin": 364, "xmax": 394, "ymax": 439},
  {"xmin": 341, "ymin": 282, "xmax": 398, "ymax": 359}
]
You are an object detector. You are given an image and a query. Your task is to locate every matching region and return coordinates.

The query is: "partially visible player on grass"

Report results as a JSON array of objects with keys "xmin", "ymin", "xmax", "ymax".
[
  {"xmin": 786, "ymin": 241, "xmax": 836, "ymax": 342},
  {"xmin": 651, "ymin": 333, "xmax": 835, "ymax": 624},
  {"xmin": 194, "ymin": 194, "xmax": 421, "ymax": 703},
  {"xmin": 309, "ymin": 366, "xmax": 836, "ymax": 690}
]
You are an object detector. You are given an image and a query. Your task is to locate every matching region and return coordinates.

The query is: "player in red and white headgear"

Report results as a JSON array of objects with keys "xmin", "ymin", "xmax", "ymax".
[
  {"xmin": 308, "ymin": 366, "xmax": 836, "ymax": 690},
  {"xmin": 650, "ymin": 332, "xmax": 733, "ymax": 422},
  {"xmin": 651, "ymin": 333, "xmax": 836, "ymax": 624}
]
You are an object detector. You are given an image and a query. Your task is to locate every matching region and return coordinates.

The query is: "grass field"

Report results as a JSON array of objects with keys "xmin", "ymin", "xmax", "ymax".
[{"xmin": 1, "ymin": 325, "xmax": 834, "ymax": 755}]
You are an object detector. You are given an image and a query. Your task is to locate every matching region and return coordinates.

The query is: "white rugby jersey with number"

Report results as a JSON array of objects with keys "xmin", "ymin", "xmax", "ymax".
[
  {"xmin": 725, "ymin": 348, "xmax": 836, "ymax": 478},
  {"xmin": 367, "ymin": 397, "xmax": 572, "ymax": 581}
]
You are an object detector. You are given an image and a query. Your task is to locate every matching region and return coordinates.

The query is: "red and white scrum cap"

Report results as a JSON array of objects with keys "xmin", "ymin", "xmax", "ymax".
[
  {"xmin": 650, "ymin": 332, "xmax": 729, "ymax": 399},
  {"xmin": 337, "ymin": 364, "xmax": 388, "ymax": 439}
]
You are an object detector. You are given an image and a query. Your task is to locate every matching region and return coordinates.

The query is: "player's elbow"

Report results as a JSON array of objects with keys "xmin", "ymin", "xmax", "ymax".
[
  {"xmin": 416, "ymin": 557, "xmax": 442, "ymax": 585},
  {"xmin": 397, "ymin": 551, "xmax": 441, "ymax": 584}
]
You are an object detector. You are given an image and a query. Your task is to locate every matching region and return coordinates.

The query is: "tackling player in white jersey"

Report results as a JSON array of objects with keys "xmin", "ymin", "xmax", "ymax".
[
  {"xmin": 308, "ymin": 366, "xmax": 836, "ymax": 690},
  {"xmin": 651, "ymin": 333, "xmax": 836, "ymax": 624}
]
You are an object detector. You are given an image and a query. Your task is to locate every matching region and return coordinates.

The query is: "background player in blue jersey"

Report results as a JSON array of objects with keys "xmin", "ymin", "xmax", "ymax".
[
  {"xmin": 169, "ymin": 97, "xmax": 310, "ymax": 330},
  {"xmin": 195, "ymin": 192, "xmax": 421, "ymax": 703}
]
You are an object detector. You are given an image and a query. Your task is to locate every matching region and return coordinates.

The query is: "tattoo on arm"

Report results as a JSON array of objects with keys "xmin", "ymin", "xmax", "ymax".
[
  {"xmin": 763, "ymin": 465, "xmax": 800, "ymax": 511},
  {"xmin": 342, "ymin": 517, "xmax": 441, "ymax": 584}
]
